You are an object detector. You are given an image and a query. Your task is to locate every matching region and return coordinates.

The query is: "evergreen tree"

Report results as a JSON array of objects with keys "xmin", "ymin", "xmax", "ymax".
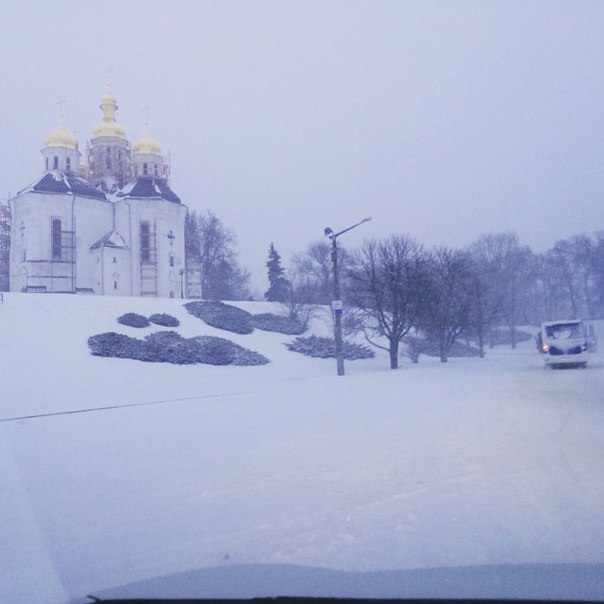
[{"xmin": 265, "ymin": 242, "xmax": 290, "ymax": 302}]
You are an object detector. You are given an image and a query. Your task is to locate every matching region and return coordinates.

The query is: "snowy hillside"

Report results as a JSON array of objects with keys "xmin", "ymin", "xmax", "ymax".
[{"xmin": 1, "ymin": 292, "xmax": 603, "ymax": 603}]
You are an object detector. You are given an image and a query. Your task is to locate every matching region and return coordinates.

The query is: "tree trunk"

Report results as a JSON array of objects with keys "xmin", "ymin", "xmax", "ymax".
[
  {"xmin": 389, "ymin": 339, "xmax": 399, "ymax": 369},
  {"xmin": 439, "ymin": 338, "xmax": 448, "ymax": 363},
  {"xmin": 477, "ymin": 324, "xmax": 485, "ymax": 358}
]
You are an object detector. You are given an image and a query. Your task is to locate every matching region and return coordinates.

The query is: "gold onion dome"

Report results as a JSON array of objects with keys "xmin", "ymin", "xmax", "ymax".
[
  {"xmin": 44, "ymin": 125, "xmax": 78, "ymax": 149},
  {"xmin": 132, "ymin": 134, "xmax": 162, "ymax": 155},
  {"xmin": 92, "ymin": 91, "xmax": 126, "ymax": 138}
]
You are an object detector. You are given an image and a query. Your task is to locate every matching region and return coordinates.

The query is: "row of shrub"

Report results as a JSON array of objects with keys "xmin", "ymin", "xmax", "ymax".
[
  {"xmin": 88, "ymin": 330, "xmax": 269, "ymax": 366},
  {"xmin": 185, "ymin": 301, "xmax": 306, "ymax": 335},
  {"xmin": 117, "ymin": 312, "xmax": 180, "ymax": 328},
  {"xmin": 251, "ymin": 313, "xmax": 306, "ymax": 335},
  {"xmin": 286, "ymin": 336, "xmax": 375, "ymax": 360}
]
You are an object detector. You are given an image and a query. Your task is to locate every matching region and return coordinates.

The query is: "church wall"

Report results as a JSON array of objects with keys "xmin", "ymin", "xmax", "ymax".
[
  {"xmin": 9, "ymin": 192, "xmax": 115, "ymax": 293},
  {"xmin": 72, "ymin": 197, "xmax": 114, "ymax": 292},
  {"xmin": 90, "ymin": 246, "xmax": 131, "ymax": 296},
  {"xmin": 115, "ymin": 198, "xmax": 186, "ymax": 299},
  {"xmin": 10, "ymin": 192, "xmax": 78, "ymax": 292}
]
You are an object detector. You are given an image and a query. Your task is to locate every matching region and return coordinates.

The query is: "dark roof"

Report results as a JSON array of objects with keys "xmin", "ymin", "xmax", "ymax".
[
  {"xmin": 117, "ymin": 178, "xmax": 181, "ymax": 204},
  {"xmin": 29, "ymin": 171, "xmax": 107, "ymax": 200}
]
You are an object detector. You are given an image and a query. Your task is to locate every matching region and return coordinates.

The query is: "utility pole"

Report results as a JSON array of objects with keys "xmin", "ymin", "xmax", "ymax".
[{"xmin": 324, "ymin": 217, "xmax": 372, "ymax": 376}]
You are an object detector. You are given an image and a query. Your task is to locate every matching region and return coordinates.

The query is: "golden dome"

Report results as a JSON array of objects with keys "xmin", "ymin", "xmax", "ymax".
[
  {"xmin": 132, "ymin": 135, "xmax": 162, "ymax": 155},
  {"xmin": 91, "ymin": 91, "xmax": 126, "ymax": 139},
  {"xmin": 44, "ymin": 125, "xmax": 78, "ymax": 149},
  {"xmin": 92, "ymin": 121, "xmax": 126, "ymax": 138}
]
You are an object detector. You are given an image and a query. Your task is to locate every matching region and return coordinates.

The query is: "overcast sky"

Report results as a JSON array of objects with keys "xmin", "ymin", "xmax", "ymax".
[{"xmin": 1, "ymin": 1, "xmax": 603, "ymax": 293}]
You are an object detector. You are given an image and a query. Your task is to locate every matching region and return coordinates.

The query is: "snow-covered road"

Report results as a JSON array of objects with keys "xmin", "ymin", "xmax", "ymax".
[{"xmin": 1, "ymin": 293, "xmax": 603, "ymax": 602}]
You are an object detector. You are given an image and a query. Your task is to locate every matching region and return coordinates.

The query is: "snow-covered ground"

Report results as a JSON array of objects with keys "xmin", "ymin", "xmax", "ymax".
[{"xmin": 1, "ymin": 292, "xmax": 603, "ymax": 603}]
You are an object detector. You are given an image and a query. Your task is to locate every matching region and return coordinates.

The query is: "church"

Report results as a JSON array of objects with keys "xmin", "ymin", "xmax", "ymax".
[{"xmin": 8, "ymin": 91, "xmax": 197, "ymax": 298}]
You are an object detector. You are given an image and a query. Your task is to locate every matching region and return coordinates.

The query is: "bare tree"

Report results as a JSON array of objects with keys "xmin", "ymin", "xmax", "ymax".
[
  {"xmin": 545, "ymin": 235, "xmax": 599, "ymax": 319},
  {"xmin": 418, "ymin": 247, "xmax": 474, "ymax": 363},
  {"xmin": 346, "ymin": 235, "xmax": 425, "ymax": 369},
  {"xmin": 290, "ymin": 241, "xmax": 352, "ymax": 305},
  {"xmin": 594, "ymin": 232, "xmax": 604, "ymax": 317},
  {"xmin": 185, "ymin": 210, "xmax": 250, "ymax": 300},
  {"xmin": 0, "ymin": 204, "xmax": 9, "ymax": 291},
  {"xmin": 466, "ymin": 233, "xmax": 519, "ymax": 356}
]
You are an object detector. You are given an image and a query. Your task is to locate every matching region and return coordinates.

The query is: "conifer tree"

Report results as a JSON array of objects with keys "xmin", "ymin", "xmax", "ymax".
[{"xmin": 265, "ymin": 242, "xmax": 290, "ymax": 302}]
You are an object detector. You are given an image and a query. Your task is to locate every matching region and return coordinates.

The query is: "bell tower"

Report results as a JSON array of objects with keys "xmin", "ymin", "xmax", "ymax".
[{"xmin": 86, "ymin": 91, "xmax": 131, "ymax": 191}]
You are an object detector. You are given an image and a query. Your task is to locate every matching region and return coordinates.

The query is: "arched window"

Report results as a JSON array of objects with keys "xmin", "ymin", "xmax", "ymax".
[
  {"xmin": 140, "ymin": 221, "xmax": 151, "ymax": 262},
  {"xmin": 45, "ymin": 157, "xmax": 49, "ymax": 170},
  {"xmin": 169, "ymin": 255, "xmax": 175, "ymax": 267},
  {"xmin": 66, "ymin": 157, "xmax": 71, "ymax": 171},
  {"xmin": 143, "ymin": 162, "xmax": 148, "ymax": 175},
  {"xmin": 53, "ymin": 156, "xmax": 59, "ymax": 169},
  {"xmin": 51, "ymin": 219, "xmax": 62, "ymax": 260}
]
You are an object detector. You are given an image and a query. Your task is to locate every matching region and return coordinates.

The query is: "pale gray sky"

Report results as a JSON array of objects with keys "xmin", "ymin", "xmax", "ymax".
[{"xmin": 2, "ymin": 1, "xmax": 603, "ymax": 293}]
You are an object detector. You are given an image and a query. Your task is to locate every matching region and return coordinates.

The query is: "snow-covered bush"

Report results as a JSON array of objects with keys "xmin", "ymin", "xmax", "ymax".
[
  {"xmin": 286, "ymin": 335, "xmax": 374, "ymax": 360},
  {"xmin": 252, "ymin": 313, "xmax": 307, "ymax": 335},
  {"xmin": 142, "ymin": 331, "xmax": 196, "ymax": 364},
  {"xmin": 88, "ymin": 332, "xmax": 147, "ymax": 359},
  {"xmin": 190, "ymin": 336, "xmax": 269, "ymax": 366},
  {"xmin": 149, "ymin": 313, "xmax": 180, "ymax": 327},
  {"xmin": 88, "ymin": 330, "xmax": 268, "ymax": 366},
  {"xmin": 184, "ymin": 301, "xmax": 254, "ymax": 334},
  {"xmin": 117, "ymin": 312, "xmax": 150, "ymax": 328}
]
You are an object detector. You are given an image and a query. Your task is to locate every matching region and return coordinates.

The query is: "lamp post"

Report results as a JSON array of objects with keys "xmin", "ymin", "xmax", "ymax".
[{"xmin": 324, "ymin": 217, "xmax": 372, "ymax": 376}]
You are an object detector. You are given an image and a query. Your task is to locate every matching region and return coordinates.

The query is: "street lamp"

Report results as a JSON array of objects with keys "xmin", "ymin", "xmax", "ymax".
[{"xmin": 324, "ymin": 217, "xmax": 372, "ymax": 376}]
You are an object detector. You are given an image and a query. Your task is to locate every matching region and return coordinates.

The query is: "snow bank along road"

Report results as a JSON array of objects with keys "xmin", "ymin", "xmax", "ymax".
[{"xmin": 0, "ymin": 293, "xmax": 603, "ymax": 603}]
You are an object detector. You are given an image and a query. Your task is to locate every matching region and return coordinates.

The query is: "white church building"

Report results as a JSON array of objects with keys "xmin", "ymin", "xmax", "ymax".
[{"xmin": 9, "ymin": 91, "xmax": 195, "ymax": 298}]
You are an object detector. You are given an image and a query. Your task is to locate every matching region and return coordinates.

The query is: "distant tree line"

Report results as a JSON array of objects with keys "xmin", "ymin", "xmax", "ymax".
[{"xmin": 271, "ymin": 230, "xmax": 604, "ymax": 368}]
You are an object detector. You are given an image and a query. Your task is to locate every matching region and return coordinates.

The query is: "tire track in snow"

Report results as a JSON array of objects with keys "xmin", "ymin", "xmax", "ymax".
[{"xmin": 0, "ymin": 389, "xmax": 262, "ymax": 423}]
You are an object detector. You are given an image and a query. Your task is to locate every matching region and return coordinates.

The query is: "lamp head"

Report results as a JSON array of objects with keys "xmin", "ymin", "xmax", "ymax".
[{"xmin": 324, "ymin": 227, "xmax": 334, "ymax": 237}]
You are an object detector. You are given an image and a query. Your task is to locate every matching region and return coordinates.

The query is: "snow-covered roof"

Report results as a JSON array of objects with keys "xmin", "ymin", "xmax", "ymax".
[
  {"xmin": 90, "ymin": 230, "xmax": 130, "ymax": 251},
  {"xmin": 22, "ymin": 170, "xmax": 107, "ymax": 200},
  {"xmin": 116, "ymin": 177, "xmax": 181, "ymax": 204}
]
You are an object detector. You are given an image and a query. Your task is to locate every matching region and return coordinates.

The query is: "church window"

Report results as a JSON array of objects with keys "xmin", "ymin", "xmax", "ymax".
[
  {"xmin": 53, "ymin": 156, "xmax": 59, "ymax": 169},
  {"xmin": 114, "ymin": 281, "xmax": 118, "ymax": 290},
  {"xmin": 46, "ymin": 157, "xmax": 49, "ymax": 170},
  {"xmin": 112, "ymin": 257, "xmax": 117, "ymax": 264},
  {"xmin": 106, "ymin": 147, "xmax": 111, "ymax": 155},
  {"xmin": 106, "ymin": 158, "xmax": 112, "ymax": 170},
  {"xmin": 143, "ymin": 163, "xmax": 148, "ymax": 175},
  {"xmin": 154, "ymin": 164, "xmax": 158, "ymax": 177},
  {"xmin": 51, "ymin": 219, "xmax": 62, "ymax": 260},
  {"xmin": 169, "ymin": 255, "xmax": 175, "ymax": 267},
  {"xmin": 140, "ymin": 221, "xmax": 151, "ymax": 262},
  {"xmin": 134, "ymin": 165, "xmax": 138, "ymax": 177},
  {"xmin": 66, "ymin": 157, "xmax": 71, "ymax": 171}
]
